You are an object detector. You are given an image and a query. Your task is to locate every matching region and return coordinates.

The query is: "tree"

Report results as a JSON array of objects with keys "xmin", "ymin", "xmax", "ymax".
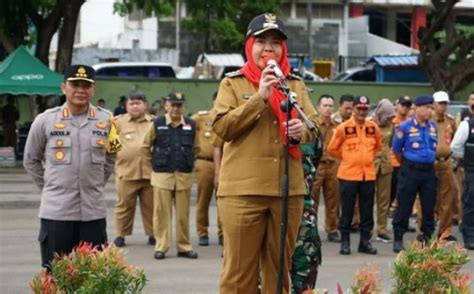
[
  {"xmin": 418, "ymin": 0, "xmax": 474, "ymax": 97},
  {"xmin": 0, "ymin": 0, "xmax": 87, "ymax": 73},
  {"xmin": 183, "ymin": 0, "xmax": 282, "ymax": 52}
]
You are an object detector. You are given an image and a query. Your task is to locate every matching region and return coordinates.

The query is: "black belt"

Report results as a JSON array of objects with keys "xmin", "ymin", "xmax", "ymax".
[
  {"xmin": 404, "ymin": 159, "xmax": 433, "ymax": 170},
  {"xmin": 197, "ymin": 156, "xmax": 213, "ymax": 162}
]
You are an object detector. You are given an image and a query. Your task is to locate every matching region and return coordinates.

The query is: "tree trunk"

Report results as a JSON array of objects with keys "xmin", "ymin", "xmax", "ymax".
[
  {"xmin": 55, "ymin": 0, "xmax": 85, "ymax": 73},
  {"xmin": 0, "ymin": 30, "xmax": 15, "ymax": 53},
  {"xmin": 30, "ymin": 0, "xmax": 65, "ymax": 66}
]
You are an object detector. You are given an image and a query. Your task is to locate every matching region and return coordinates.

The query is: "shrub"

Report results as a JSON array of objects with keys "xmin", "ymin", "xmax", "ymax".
[{"xmin": 30, "ymin": 242, "xmax": 147, "ymax": 294}]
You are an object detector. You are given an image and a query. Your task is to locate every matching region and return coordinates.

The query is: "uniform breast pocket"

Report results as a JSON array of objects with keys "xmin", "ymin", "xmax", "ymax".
[
  {"xmin": 48, "ymin": 137, "xmax": 72, "ymax": 165},
  {"xmin": 344, "ymin": 138, "xmax": 359, "ymax": 152},
  {"xmin": 181, "ymin": 132, "xmax": 194, "ymax": 147},
  {"xmin": 121, "ymin": 130, "xmax": 136, "ymax": 142},
  {"xmin": 91, "ymin": 136, "xmax": 107, "ymax": 164},
  {"xmin": 408, "ymin": 136, "xmax": 423, "ymax": 150}
]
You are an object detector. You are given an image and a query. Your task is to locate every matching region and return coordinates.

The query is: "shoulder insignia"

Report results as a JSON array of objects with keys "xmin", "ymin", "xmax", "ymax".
[
  {"xmin": 288, "ymin": 73, "xmax": 302, "ymax": 80},
  {"xmin": 446, "ymin": 113, "xmax": 455, "ymax": 121},
  {"xmin": 225, "ymin": 70, "xmax": 243, "ymax": 78},
  {"xmin": 198, "ymin": 110, "xmax": 209, "ymax": 115}
]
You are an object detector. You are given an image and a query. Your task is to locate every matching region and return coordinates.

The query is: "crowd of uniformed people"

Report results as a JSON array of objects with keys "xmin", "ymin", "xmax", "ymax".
[{"xmin": 22, "ymin": 12, "xmax": 474, "ymax": 294}]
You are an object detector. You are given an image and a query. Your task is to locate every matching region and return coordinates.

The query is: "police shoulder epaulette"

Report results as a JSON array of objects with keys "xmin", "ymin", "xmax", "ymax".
[
  {"xmin": 287, "ymin": 73, "xmax": 302, "ymax": 80},
  {"xmin": 446, "ymin": 113, "xmax": 455, "ymax": 121},
  {"xmin": 97, "ymin": 106, "xmax": 113, "ymax": 116},
  {"xmin": 225, "ymin": 70, "xmax": 243, "ymax": 78},
  {"xmin": 39, "ymin": 106, "xmax": 61, "ymax": 117},
  {"xmin": 198, "ymin": 110, "xmax": 209, "ymax": 115}
]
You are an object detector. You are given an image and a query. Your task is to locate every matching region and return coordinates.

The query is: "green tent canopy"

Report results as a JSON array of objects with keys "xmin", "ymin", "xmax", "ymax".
[{"xmin": 0, "ymin": 46, "xmax": 62, "ymax": 96}]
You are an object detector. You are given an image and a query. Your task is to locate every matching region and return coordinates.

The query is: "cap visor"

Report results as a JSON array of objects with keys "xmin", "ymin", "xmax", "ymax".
[
  {"xmin": 251, "ymin": 28, "xmax": 287, "ymax": 39},
  {"xmin": 66, "ymin": 77, "xmax": 95, "ymax": 83}
]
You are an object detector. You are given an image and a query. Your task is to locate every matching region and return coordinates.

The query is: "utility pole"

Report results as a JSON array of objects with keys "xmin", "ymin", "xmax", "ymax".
[{"xmin": 175, "ymin": 0, "xmax": 181, "ymax": 66}]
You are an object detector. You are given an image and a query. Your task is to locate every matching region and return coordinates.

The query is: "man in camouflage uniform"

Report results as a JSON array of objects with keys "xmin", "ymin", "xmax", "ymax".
[{"xmin": 291, "ymin": 141, "xmax": 322, "ymax": 293}]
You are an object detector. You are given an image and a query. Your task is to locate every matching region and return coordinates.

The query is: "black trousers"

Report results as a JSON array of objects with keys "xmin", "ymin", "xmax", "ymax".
[
  {"xmin": 390, "ymin": 167, "xmax": 400, "ymax": 206},
  {"xmin": 392, "ymin": 161, "xmax": 436, "ymax": 237},
  {"xmin": 461, "ymin": 171, "xmax": 474, "ymax": 243},
  {"xmin": 38, "ymin": 218, "xmax": 107, "ymax": 269},
  {"xmin": 338, "ymin": 180, "xmax": 375, "ymax": 237}
]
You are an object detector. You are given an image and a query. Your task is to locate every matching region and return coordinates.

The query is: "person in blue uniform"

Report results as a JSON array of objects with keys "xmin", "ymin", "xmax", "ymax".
[{"xmin": 391, "ymin": 95, "xmax": 438, "ymax": 253}]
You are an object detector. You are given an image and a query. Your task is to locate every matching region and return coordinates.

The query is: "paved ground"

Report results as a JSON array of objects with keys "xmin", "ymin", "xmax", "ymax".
[{"xmin": 0, "ymin": 164, "xmax": 473, "ymax": 293}]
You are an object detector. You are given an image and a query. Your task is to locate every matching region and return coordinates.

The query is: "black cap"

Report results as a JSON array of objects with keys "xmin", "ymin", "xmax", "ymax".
[
  {"xmin": 167, "ymin": 92, "xmax": 185, "ymax": 104},
  {"xmin": 353, "ymin": 96, "xmax": 370, "ymax": 108},
  {"xmin": 128, "ymin": 90, "xmax": 146, "ymax": 101},
  {"xmin": 246, "ymin": 13, "xmax": 287, "ymax": 40},
  {"xmin": 64, "ymin": 65, "xmax": 95, "ymax": 83},
  {"xmin": 413, "ymin": 95, "xmax": 434, "ymax": 106},
  {"xmin": 397, "ymin": 96, "xmax": 412, "ymax": 106}
]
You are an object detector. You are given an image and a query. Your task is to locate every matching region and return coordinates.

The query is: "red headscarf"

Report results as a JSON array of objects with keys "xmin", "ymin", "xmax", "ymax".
[{"xmin": 240, "ymin": 36, "xmax": 301, "ymax": 159}]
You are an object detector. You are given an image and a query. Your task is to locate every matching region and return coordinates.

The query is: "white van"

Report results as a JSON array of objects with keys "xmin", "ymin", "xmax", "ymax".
[{"xmin": 92, "ymin": 62, "xmax": 176, "ymax": 79}]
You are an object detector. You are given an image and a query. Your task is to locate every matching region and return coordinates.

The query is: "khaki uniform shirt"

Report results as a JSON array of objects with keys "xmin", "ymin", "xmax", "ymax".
[
  {"xmin": 212, "ymin": 74, "xmax": 318, "ymax": 197},
  {"xmin": 23, "ymin": 103, "xmax": 116, "ymax": 221},
  {"xmin": 115, "ymin": 113, "xmax": 154, "ymax": 180},
  {"xmin": 141, "ymin": 113, "xmax": 200, "ymax": 191},
  {"xmin": 433, "ymin": 112, "xmax": 456, "ymax": 159},
  {"xmin": 373, "ymin": 123, "xmax": 394, "ymax": 175},
  {"xmin": 317, "ymin": 116, "xmax": 337, "ymax": 162},
  {"xmin": 191, "ymin": 110, "xmax": 214, "ymax": 160}
]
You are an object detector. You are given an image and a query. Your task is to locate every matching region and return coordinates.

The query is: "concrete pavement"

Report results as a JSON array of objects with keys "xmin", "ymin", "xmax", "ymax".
[{"xmin": 0, "ymin": 164, "xmax": 472, "ymax": 293}]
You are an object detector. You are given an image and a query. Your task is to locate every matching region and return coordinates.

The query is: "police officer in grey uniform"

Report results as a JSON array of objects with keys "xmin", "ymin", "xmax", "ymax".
[{"xmin": 23, "ymin": 65, "xmax": 119, "ymax": 269}]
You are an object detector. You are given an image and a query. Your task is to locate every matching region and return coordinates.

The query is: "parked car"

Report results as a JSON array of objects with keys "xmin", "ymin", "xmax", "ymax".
[
  {"xmin": 447, "ymin": 102, "xmax": 468, "ymax": 118},
  {"xmin": 332, "ymin": 66, "xmax": 375, "ymax": 82},
  {"xmin": 92, "ymin": 62, "xmax": 176, "ymax": 79}
]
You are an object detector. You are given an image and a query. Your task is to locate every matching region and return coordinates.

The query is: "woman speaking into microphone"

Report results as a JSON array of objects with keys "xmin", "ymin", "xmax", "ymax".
[{"xmin": 211, "ymin": 13, "xmax": 319, "ymax": 294}]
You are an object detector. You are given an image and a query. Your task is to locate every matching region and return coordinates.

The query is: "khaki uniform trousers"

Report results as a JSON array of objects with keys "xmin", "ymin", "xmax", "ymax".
[
  {"xmin": 153, "ymin": 188, "xmax": 193, "ymax": 252},
  {"xmin": 219, "ymin": 195, "xmax": 304, "ymax": 294},
  {"xmin": 312, "ymin": 162, "xmax": 340, "ymax": 233},
  {"xmin": 115, "ymin": 178, "xmax": 154, "ymax": 237},
  {"xmin": 435, "ymin": 159, "xmax": 455, "ymax": 235},
  {"xmin": 375, "ymin": 171, "xmax": 392, "ymax": 235},
  {"xmin": 195, "ymin": 159, "xmax": 222, "ymax": 238}
]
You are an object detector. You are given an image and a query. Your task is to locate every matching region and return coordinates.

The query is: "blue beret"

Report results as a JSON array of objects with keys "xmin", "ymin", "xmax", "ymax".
[{"xmin": 413, "ymin": 95, "xmax": 434, "ymax": 106}]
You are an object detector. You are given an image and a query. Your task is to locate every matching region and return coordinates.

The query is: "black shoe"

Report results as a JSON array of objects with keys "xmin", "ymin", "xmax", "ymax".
[
  {"xmin": 177, "ymin": 250, "xmax": 198, "ymax": 259},
  {"xmin": 148, "ymin": 236, "xmax": 156, "ymax": 245},
  {"xmin": 199, "ymin": 235, "xmax": 209, "ymax": 246},
  {"xmin": 328, "ymin": 232, "xmax": 341, "ymax": 243},
  {"xmin": 442, "ymin": 235, "xmax": 457, "ymax": 242},
  {"xmin": 358, "ymin": 240, "xmax": 377, "ymax": 255},
  {"xmin": 340, "ymin": 236, "xmax": 351, "ymax": 255},
  {"xmin": 393, "ymin": 240, "xmax": 405, "ymax": 253},
  {"xmin": 113, "ymin": 236, "xmax": 125, "ymax": 247},
  {"xmin": 416, "ymin": 234, "xmax": 430, "ymax": 246},
  {"xmin": 154, "ymin": 251, "xmax": 165, "ymax": 259},
  {"xmin": 218, "ymin": 235, "xmax": 224, "ymax": 246},
  {"xmin": 465, "ymin": 242, "xmax": 474, "ymax": 250},
  {"xmin": 376, "ymin": 233, "xmax": 392, "ymax": 243}
]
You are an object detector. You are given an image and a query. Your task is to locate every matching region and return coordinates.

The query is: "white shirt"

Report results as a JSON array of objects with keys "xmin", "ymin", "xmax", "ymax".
[{"xmin": 451, "ymin": 120, "xmax": 470, "ymax": 158}]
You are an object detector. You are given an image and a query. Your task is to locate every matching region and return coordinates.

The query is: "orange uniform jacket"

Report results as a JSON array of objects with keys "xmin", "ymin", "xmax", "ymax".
[{"xmin": 327, "ymin": 117, "xmax": 382, "ymax": 181}]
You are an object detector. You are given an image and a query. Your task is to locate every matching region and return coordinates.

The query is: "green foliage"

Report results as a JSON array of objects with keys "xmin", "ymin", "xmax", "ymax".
[
  {"xmin": 0, "ymin": 1, "xmax": 32, "ymax": 47},
  {"xmin": 392, "ymin": 237, "xmax": 471, "ymax": 293},
  {"xmin": 30, "ymin": 242, "xmax": 147, "ymax": 294},
  {"xmin": 113, "ymin": 0, "xmax": 174, "ymax": 17},
  {"xmin": 182, "ymin": 0, "xmax": 282, "ymax": 52}
]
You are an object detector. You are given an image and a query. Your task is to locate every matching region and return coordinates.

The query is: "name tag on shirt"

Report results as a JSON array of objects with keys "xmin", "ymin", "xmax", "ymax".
[
  {"xmin": 157, "ymin": 126, "xmax": 169, "ymax": 130},
  {"xmin": 183, "ymin": 124, "xmax": 193, "ymax": 131}
]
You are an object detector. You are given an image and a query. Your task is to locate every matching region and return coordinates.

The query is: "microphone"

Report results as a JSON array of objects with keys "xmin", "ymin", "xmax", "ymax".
[{"xmin": 263, "ymin": 55, "xmax": 285, "ymax": 80}]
